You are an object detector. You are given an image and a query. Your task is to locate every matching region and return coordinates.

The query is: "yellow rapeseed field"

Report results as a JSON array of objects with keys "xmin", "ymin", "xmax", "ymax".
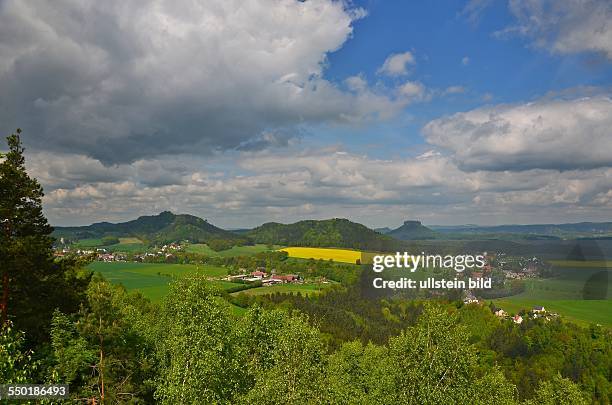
[{"xmin": 280, "ymin": 247, "xmax": 362, "ymax": 264}]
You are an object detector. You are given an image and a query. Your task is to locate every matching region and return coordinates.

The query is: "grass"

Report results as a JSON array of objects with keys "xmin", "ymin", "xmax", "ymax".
[
  {"xmin": 87, "ymin": 261, "xmax": 233, "ymax": 302},
  {"xmin": 73, "ymin": 238, "xmax": 105, "ymax": 248},
  {"xmin": 106, "ymin": 237, "xmax": 148, "ymax": 253},
  {"xmin": 231, "ymin": 282, "xmax": 333, "ymax": 297},
  {"xmin": 230, "ymin": 304, "xmax": 248, "ymax": 316},
  {"xmin": 493, "ymin": 298, "xmax": 612, "ymax": 327},
  {"xmin": 72, "ymin": 237, "xmax": 148, "ymax": 253},
  {"xmin": 493, "ymin": 264, "xmax": 612, "ymax": 326},
  {"xmin": 281, "ymin": 247, "xmax": 362, "ymax": 264},
  {"xmin": 119, "ymin": 237, "xmax": 142, "ymax": 244},
  {"xmin": 185, "ymin": 244, "xmax": 279, "ymax": 257},
  {"xmin": 107, "ymin": 243, "xmax": 148, "ymax": 253},
  {"xmin": 513, "ymin": 267, "xmax": 611, "ymax": 300},
  {"xmin": 547, "ymin": 260, "xmax": 611, "ymax": 268}
]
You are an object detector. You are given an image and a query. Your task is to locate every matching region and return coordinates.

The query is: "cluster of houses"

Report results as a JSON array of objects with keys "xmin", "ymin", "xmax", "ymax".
[
  {"xmin": 462, "ymin": 290, "xmax": 558, "ymax": 325},
  {"xmin": 54, "ymin": 247, "xmax": 86, "ymax": 258},
  {"xmin": 160, "ymin": 243, "xmax": 182, "ymax": 252},
  {"xmin": 98, "ymin": 252, "xmax": 127, "ymax": 262},
  {"xmin": 500, "ymin": 256, "xmax": 544, "ymax": 280},
  {"xmin": 226, "ymin": 268, "xmax": 301, "ymax": 286},
  {"xmin": 493, "ymin": 305, "xmax": 558, "ymax": 324},
  {"xmin": 54, "ymin": 247, "xmax": 129, "ymax": 262},
  {"xmin": 465, "ymin": 253, "xmax": 544, "ymax": 281},
  {"xmin": 503, "ymin": 267, "xmax": 539, "ymax": 280}
]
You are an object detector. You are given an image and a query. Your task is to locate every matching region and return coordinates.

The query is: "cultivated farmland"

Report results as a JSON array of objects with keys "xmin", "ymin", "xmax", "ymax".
[
  {"xmin": 185, "ymin": 243, "xmax": 279, "ymax": 257},
  {"xmin": 73, "ymin": 237, "xmax": 147, "ymax": 253},
  {"xmin": 87, "ymin": 261, "xmax": 246, "ymax": 302},
  {"xmin": 280, "ymin": 247, "xmax": 362, "ymax": 264}
]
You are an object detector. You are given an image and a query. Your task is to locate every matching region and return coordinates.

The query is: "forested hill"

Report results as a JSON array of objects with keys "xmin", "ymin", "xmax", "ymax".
[
  {"xmin": 53, "ymin": 211, "xmax": 244, "ymax": 245},
  {"xmin": 387, "ymin": 220, "xmax": 439, "ymax": 240},
  {"xmin": 246, "ymin": 218, "xmax": 403, "ymax": 251}
]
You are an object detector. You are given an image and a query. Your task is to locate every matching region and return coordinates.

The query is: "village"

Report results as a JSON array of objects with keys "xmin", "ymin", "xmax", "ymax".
[
  {"xmin": 225, "ymin": 268, "xmax": 303, "ymax": 286},
  {"xmin": 56, "ymin": 241, "xmax": 557, "ymax": 315},
  {"xmin": 462, "ymin": 289, "xmax": 559, "ymax": 325},
  {"xmin": 54, "ymin": 242, "xmax": 184, "ymax": 262}
]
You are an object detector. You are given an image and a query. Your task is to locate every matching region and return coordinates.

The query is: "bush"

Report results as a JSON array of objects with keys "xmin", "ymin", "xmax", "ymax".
[{"xmin": 101, "ymin": 236, "xmax": 120, "ymax": 246}]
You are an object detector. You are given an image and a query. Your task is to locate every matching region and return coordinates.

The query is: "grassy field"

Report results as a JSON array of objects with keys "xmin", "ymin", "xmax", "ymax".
[
  {"xmin": 185, "ymin": 244, "xmax": 279, "ymax": 257},
  {"xmin": 494, "ymin": 298, "xmax": 612, "ymax": 327},
  {"xmin": 73, "ymin": 237, "xmax": 147, "ymax": 253},
  {"xmin": 493, "ymin": 264, "xmax": 612, "ymax": 326},
  {"xmin": 281, "ymin": 247, "xmax": 362, "ymax": 264},
  {"xmin": 87, "ymin": 261, "xmax": 238, "ymax": 302},
  {"xmin": 231, "ymin": 282, "xmax": 332, "ymax": 297},
  {"xmin": 513, "ymin": 267, "xmax": 611, "ymax": 300},
  {"xmin": 107, "ymin": 243, "xmax": 147, "ymax": 253},
  {"xmin": 547, "ymin": 260, "xmax": 611, "ymax": 268},
  {"xmin": 73, "ymin": 238, "xmax": 106, "ymax": 247}
]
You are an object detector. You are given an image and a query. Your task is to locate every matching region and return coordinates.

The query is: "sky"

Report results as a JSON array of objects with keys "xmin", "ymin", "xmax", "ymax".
[{"xmin": 0, "ymin": 0, "xmax": 611, "ymax": 228}]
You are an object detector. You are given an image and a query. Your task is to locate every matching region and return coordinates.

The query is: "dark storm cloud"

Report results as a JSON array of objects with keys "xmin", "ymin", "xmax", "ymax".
[{"xmin": 0, "ymin": 0, "xmax": 405, "ymax": 164}]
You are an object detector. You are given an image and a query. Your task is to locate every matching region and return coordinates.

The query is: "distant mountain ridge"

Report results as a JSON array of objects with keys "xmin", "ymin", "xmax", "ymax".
[
  {"xmin": 386, "ymin": 220, "xmax": 438, "ymax": 240},
  {"xmin": 53, "ymin": 212, "xmax": 612, "ymax": 249},
  {"xmin": 53, "ymin": 211, "xmax": 244, "ymax": 245},
  {"xmin": 246, "ymin": 218, "xmax": 403, "ymax": 251},
  {"xmin": 430, "ymin": 222, "xmax": 612, "ymax": 239}
]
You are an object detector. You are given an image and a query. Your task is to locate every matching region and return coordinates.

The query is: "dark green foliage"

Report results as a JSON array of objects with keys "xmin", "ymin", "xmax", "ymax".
[
  {"xmin": 50, "ymin": 277, "xmax": 157, "ymax": 403},
  {"xmin": 207, "ymin": 238, "xmax": 244, "ymax": 251},
  {"xmin": 523, "ymin": 375, "xmax": 589, "ymax": 405},
  {"xmin": 0, "ymin": 130, "xmax": 91, "ymax": 344},
  {"xmin": 247, "ymin": 218, "xmax": 404, "ymax": 251},
  {"xmin": 488, "ymin": 317, "xmax": 612, "ymax": 402},
  {"xmin": 0, "ymin": 322, "xmax": 37, "ymax": 383},
  {"xmin": 155, "ymin": 278, "xmax": 244, "ymax": 404},
  {"xmin": 153, "ymin": 279, "xmax": 519, "ymax": 404},
  {"xmin": 100, "ymin": 236, "xmax": 120, "ymax": 246},
  {"xmin": 54, "ymin": 211, "xmax": 248, "ymax": 246},
  {"xmin": 325, "ymin": 304, "xmax": 517, "ymax": 404}
]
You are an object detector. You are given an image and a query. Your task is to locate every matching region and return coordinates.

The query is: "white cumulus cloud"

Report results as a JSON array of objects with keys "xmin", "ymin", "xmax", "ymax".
[
  {"xmin": 423, "ymin": 95, "xmax": 612, "ymax": 171},
  {"xmin": 377, "ymin": 51, "xmax": 416, "ymax": 76},
  {"xmin": 499, "ymin": 0, "xmax": 612, "ymax": 59}
]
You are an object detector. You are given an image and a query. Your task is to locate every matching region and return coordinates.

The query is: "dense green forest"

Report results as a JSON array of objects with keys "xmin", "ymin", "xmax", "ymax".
[
  {"xmin": 2, "ymin": 131, "xmax": 611, "ymax": 403},
  {"xmin": 54, "ymin": 210, "xmax": 406, "ymax": 251},
  {"xmin": 246, "ymin": 219, "xmax": 403, "ymax": 251},
  {"xmin": 54, "ymin": 211, "xmax": 249, "ymax": 247}
]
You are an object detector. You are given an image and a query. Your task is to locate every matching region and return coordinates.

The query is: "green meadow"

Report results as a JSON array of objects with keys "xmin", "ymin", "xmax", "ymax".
[
  {"xmin": 73, "ymin": 237, "xmax": 148, "ymax": 253},
  {"xmin": 185, "ymin": 243, "xmax": 280, "ymax": 257},
  {"xmin": 494, "ymin": 263, "xmax": 612, "ymax": 326},
  {"xmin": 87, "ymin": 261, "xmax": 242, "ymax": 302},
  {"xmin": 494, "ymin": 299, "xmax": 612, "ymax": 327},
  {"xmin": 73, "ymin": 238, "xmax": 106, "ymax": 247}
]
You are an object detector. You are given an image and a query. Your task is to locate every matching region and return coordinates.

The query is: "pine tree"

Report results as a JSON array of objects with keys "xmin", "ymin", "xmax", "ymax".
[{"xmin": 0, "ymin": 129, "xmax": 89, "ymax": 344}]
